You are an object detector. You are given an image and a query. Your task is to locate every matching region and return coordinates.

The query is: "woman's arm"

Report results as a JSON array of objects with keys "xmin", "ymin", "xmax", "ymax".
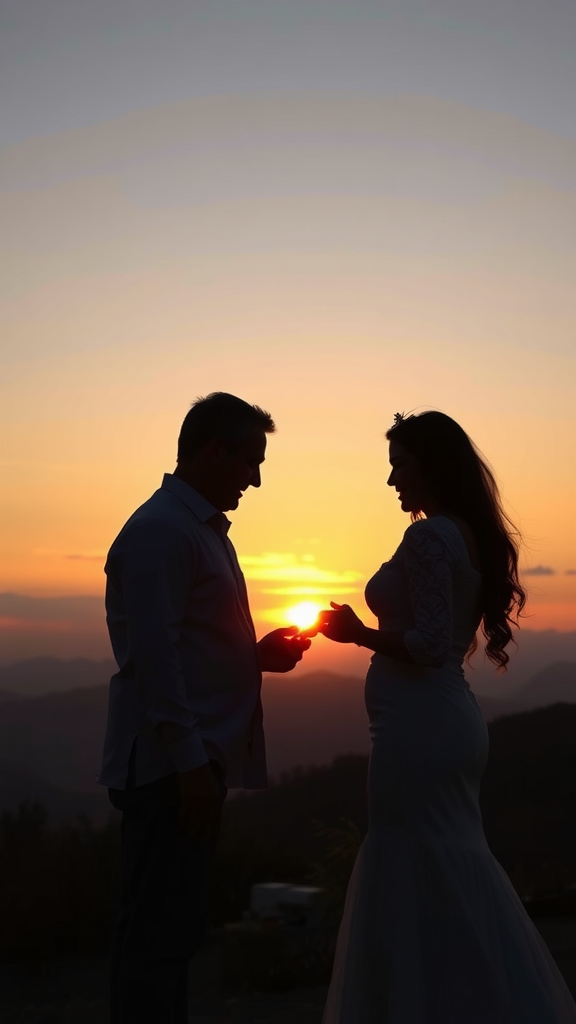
[
  {"xmin": 317, "ymin": 603, "xmax": 418, "ymax": 663},
  {"xmin": 318, "ymin": 521, "xmax": 455, "ymax": 668},
  {"xmin": 356, "ymin": 624, "xmax": 426, "ymax": 663}
]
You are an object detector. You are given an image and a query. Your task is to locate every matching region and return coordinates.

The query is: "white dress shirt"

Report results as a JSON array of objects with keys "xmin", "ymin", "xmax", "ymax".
[{"xmin": 98, "ymin": 473, "xmax": 266, "ymax": 790}]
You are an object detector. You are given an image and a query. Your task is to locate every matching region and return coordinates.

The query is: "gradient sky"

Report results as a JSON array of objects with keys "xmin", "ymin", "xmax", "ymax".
[{"xmin": 1, "ymin": 0, "xmax": 575, "ymax": 666}]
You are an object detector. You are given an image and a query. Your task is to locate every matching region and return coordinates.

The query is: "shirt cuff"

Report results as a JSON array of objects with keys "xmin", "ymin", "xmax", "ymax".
[{"xmin": 162, "ymin": 730, "xmax": 210, "ymax": 773}]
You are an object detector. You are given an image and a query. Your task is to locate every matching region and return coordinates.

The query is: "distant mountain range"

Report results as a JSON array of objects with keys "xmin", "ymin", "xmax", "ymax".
[
  {"xmin": 0, "ymin": 657, "xmax": 115, "ymax": 699},
  {"xmin": 0, "ymin": 656, "xmax": 574, "ymax": 821},
  {"xmin": 1, "ymin": 628, "xmax": 575, "ymax": 699},
  {"xmin": 477, "ymin": 661, "xmax": 576, "ymax": 720}
]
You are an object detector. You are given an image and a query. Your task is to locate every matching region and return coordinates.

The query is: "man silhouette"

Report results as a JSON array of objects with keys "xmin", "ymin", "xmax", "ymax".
[{"xmin": 98, "ymin": 393, "xmax": 309, "ymax": 1023}]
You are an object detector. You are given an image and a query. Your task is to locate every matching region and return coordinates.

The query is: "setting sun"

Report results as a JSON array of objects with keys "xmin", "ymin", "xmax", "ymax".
[{"xmin": 284, "ymin": 601, "xmax": 323, "ymax": 631}]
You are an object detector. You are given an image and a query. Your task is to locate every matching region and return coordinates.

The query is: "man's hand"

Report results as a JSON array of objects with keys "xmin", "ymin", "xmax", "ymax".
[
  {"xmin": 178, "ymin": 763, "xmax": 222, "ymax": 838},
  {"xmin": 257, "ymin": 626, "xmax": 311, "ymax": 673}
]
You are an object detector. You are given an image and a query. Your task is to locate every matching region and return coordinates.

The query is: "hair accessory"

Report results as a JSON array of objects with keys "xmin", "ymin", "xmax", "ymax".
[{"xmin": 393, "ymin": 411, "xmax": 405, "ymax": 425}]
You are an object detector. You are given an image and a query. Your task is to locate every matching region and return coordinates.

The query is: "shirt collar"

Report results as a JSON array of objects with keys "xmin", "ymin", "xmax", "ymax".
[{"xmin": 161, "ymin": 473, "xmax": 232, "ymax": 533}]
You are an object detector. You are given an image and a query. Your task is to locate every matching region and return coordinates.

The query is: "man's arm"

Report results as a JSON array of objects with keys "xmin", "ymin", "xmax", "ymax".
[
  {"xmin": 117, "ymin": 520, "xmax": 209, "ymax": 772},
  {"xmin": 118, "ymin": 520, "xmax": 224, "ymax": 834}
]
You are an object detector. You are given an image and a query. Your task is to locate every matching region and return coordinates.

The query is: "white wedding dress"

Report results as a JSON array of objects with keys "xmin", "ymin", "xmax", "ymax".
[{"xmin": 323, "ymin": 516, "xmax": 576, "ymax": 1024}]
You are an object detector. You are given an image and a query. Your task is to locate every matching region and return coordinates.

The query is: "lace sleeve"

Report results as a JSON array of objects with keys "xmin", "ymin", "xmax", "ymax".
[{"xmin": 401, "ymin": 520, "xmax": 454, "ymax": 666}]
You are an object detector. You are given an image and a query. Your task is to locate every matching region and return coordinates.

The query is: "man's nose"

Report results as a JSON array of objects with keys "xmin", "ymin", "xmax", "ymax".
[
  {"xmin": 386, "ymin": 470, "xmax": 394, "ymax": 487},
  {"xmin": 251, "ymin": 466, "xmax": 262, "ymax": 488}
]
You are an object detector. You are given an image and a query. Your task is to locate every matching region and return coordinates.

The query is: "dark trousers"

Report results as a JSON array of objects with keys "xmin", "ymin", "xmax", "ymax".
[{"xmin": 108, "ymin": 748, "xmax": 226, "ymax": 1024}]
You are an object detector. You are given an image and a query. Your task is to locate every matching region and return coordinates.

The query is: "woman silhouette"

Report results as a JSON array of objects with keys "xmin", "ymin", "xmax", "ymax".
[{"xmin": 318, "ymin": 411, "xmax": 576, "ymax": 1024}]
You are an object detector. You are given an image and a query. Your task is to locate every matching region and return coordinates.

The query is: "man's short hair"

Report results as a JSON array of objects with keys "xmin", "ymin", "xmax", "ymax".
[{"xmin": 177, "ymin": 392, "xmax": 276, "ymax": 460}]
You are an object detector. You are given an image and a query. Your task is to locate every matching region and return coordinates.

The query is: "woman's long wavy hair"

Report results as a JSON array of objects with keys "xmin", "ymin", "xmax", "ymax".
[{"xmin": 386, "ymin": 411, "xmax": 526, "ymax": 670}]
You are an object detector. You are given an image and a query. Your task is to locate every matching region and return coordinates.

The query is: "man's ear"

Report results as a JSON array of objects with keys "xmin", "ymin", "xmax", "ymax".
[{"xmin": 204, "ymin": 436, "xmax": 230, "ymax": 464}]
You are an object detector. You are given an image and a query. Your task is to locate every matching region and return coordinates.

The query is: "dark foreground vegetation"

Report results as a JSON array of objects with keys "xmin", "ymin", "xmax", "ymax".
[{"xmin": 1, "ymin": 703, "xmax": 575, "ymax": 966}]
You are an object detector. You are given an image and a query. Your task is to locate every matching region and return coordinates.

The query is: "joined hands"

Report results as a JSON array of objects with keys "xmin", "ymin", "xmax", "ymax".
[
  {"xmin": 304, "ymin": 602, "xmax": 366, "ymax": 645},
  {"xmin": 256, "ymin": 601, "xmax": 367, "ymax": 673}
]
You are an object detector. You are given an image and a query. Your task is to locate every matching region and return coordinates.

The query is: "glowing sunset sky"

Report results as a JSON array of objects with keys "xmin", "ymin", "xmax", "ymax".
[{"xmin": 1, "ymin": 0, "xmax": 575, "ymax": 666}]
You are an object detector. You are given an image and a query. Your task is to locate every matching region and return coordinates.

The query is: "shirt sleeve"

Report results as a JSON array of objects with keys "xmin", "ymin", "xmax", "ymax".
[
  {"xmin": 401, "ymin": 520, "xmax": 454, "ymax": 666},
  {"xmin": 115, "ymin": 519, "xmax": 209, "ymax": 773}
]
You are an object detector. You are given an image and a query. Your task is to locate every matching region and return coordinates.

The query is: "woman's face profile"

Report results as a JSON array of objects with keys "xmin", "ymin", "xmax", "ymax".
[{"xmin": 387, "ymin": 440, "xmax": 432, "ymax": 515}]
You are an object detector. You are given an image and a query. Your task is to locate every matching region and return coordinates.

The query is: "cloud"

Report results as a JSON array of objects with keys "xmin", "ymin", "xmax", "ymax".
[
  {"xmin": 65, "ymin": 552, "xmax": 106, "ymax": 562},
  {"xmin": 566, "ymin": 569, "xmax": 576, "ymax": 576},
  {"xmin": 523, "ymin": 565, "xmax": 555, "ymax": 576},
  {"xmin": 239, "ymin": 553, "xmax": 362, "ymax": 590},
  {"xmin": 32, "ymin": 549, "xmax": 106, "ymax": 562}
]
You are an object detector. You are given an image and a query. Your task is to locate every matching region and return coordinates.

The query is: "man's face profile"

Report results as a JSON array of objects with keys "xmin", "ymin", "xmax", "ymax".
[{"xmin": 215, "ymin": 428, "xmax": 267, "ymax": 511}]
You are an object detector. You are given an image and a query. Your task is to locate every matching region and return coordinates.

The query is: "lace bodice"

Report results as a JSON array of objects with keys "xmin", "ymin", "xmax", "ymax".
[{"xmin": 365, "ymin": 516, "xmax": 483, "ymax": 666}]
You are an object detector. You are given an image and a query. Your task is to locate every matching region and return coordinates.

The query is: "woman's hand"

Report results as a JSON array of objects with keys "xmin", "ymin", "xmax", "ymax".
[
  {"xmin": 310, "ymin": 605, "xmax": 416, "ymax": 662},
  {"xmin": 317, "ymin": 602, "xmax": 366, "ymax": 645}
]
